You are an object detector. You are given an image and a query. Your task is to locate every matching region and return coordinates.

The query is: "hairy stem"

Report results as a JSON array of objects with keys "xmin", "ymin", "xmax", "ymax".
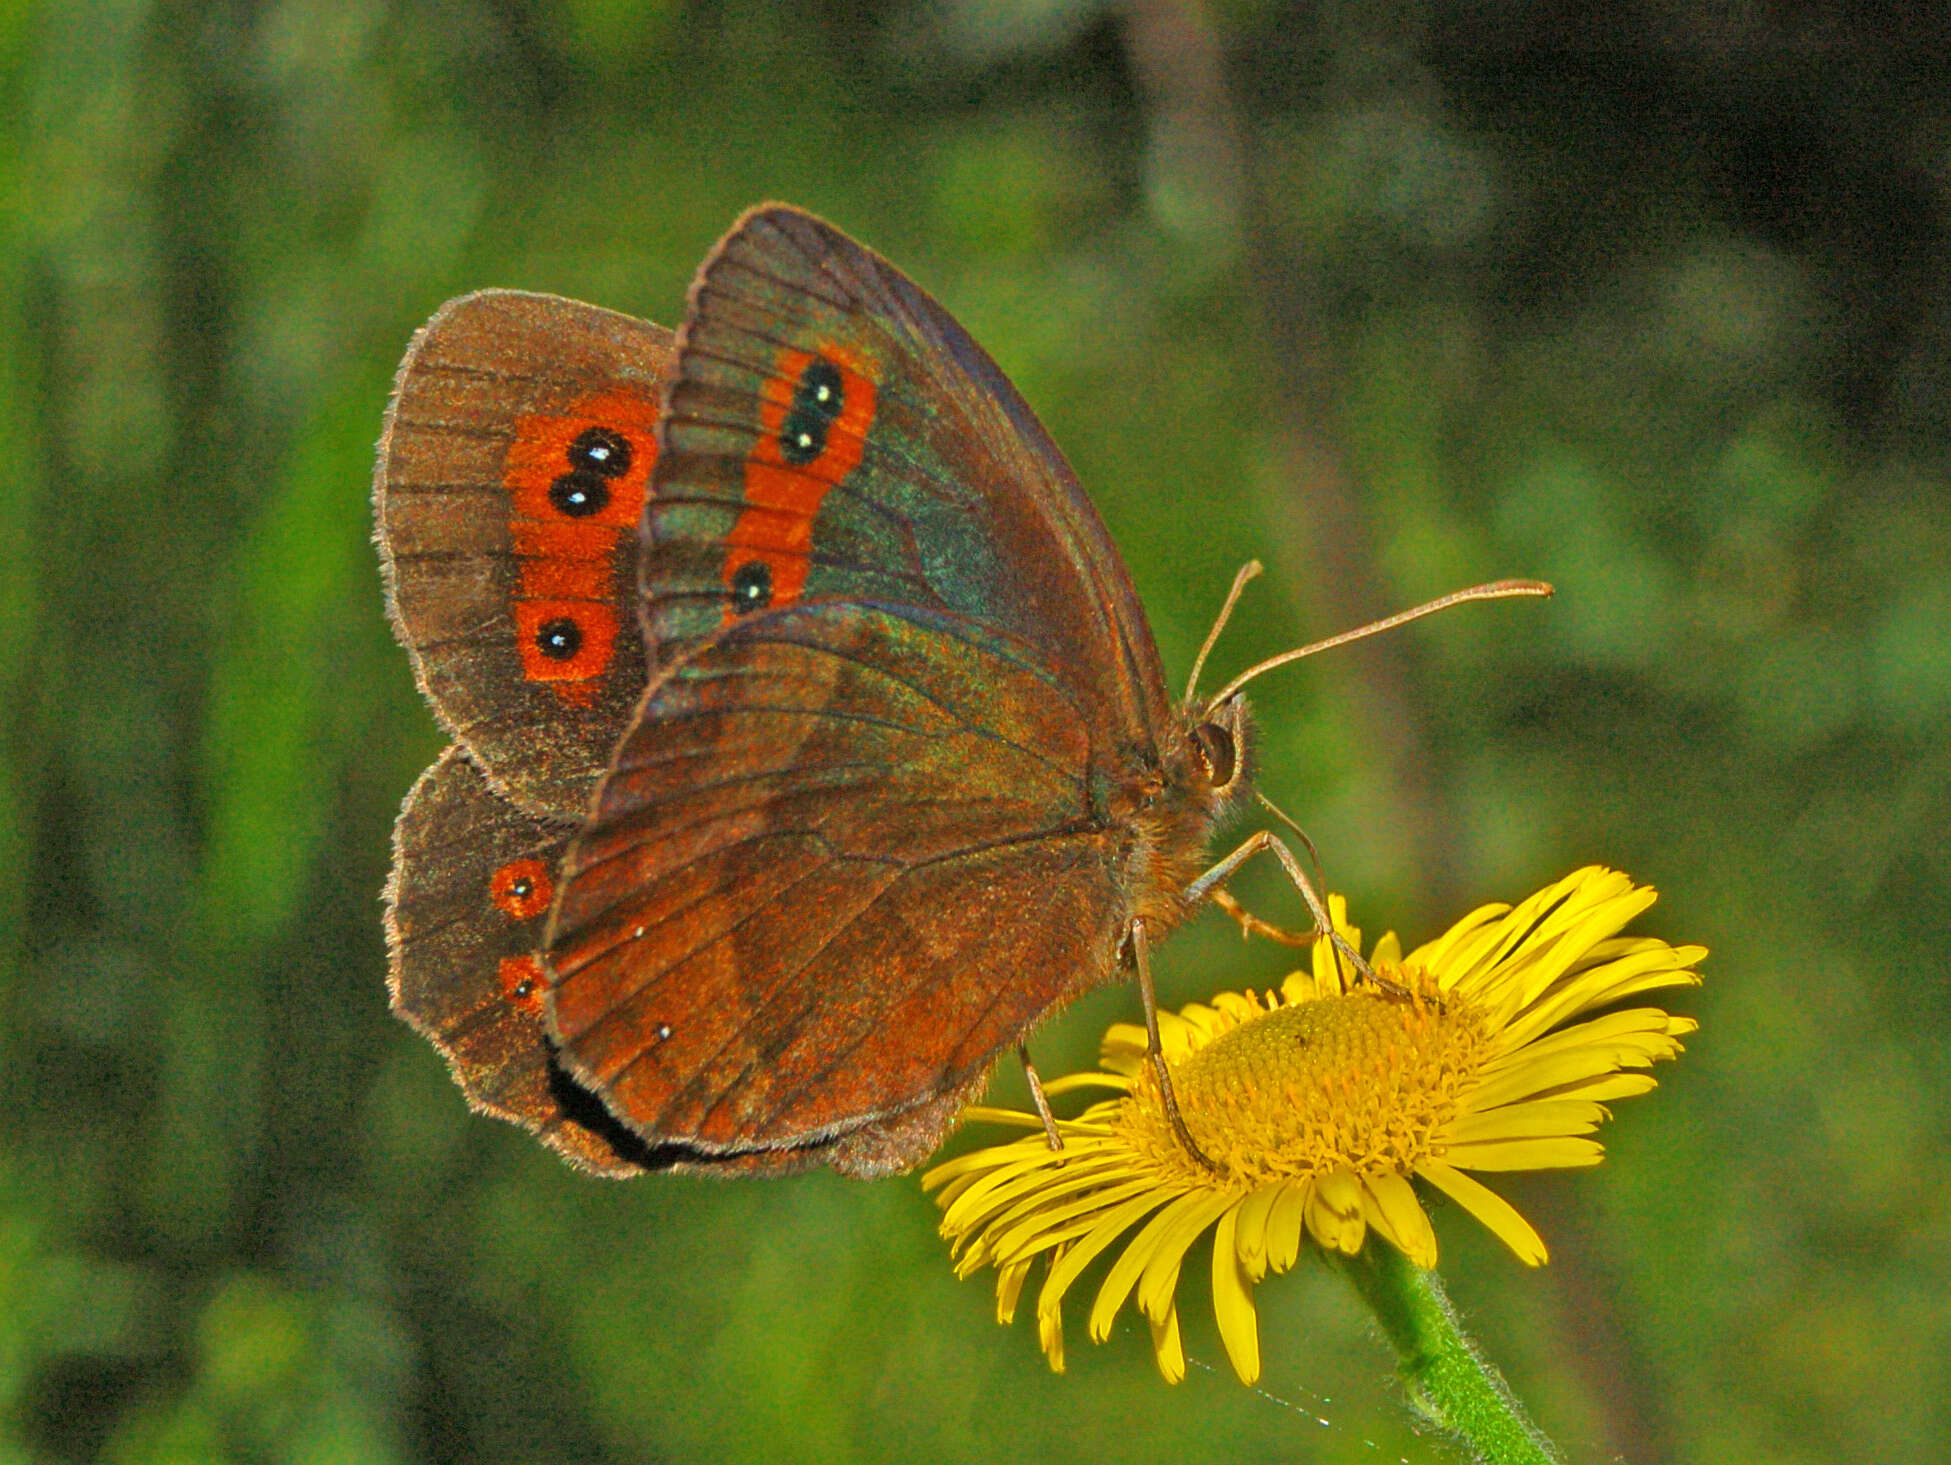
[{"xmin": 1336, "ymin": 1244, "xmax": 1565, "ymax": 1465}]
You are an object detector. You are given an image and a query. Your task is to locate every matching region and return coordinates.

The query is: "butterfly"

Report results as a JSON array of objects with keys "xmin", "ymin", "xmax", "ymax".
[{"xmin": 377, "ymin": 205, "xmax": 1541, "ymax": 1179}]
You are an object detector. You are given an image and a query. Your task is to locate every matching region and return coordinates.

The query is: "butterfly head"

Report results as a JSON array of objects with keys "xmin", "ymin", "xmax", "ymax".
[{"xmin": 1185, "ymin": 692, "xmax": 1254, "ymax": 816}]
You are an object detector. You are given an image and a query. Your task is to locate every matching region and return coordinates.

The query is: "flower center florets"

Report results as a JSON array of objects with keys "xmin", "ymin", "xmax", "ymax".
[{"xmin": 1117, "ymin": 969, "xmax": 1496, "ymax": 1186}]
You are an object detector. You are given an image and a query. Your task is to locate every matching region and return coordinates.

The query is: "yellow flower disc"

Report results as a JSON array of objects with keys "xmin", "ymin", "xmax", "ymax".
[{"xmin": 1119, "ymin": 976, "xmax": 1497, "ymax": 1187}]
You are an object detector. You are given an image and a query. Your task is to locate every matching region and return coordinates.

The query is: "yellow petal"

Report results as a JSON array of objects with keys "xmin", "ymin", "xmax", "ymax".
[
  {"xmin": 1212, "ymin": 991, "xmax": 1262, "ymax": 1023},
  {"xmin": 933, "ymin": 1144, "xmax": 1075, "ymax": 1220},
  {"xmin": 1418, "ymin": 1162, "xmax": 1547, "ymax": 1264},
  {"xmin": 1464, "ymin": 1047, "xmax": 1634, "ymax": 1112},
  {"xmin": 1562, "ymin": 1072, "xmax": 1659, "ymax": 1101},
  {"xmin": 1501, "ymin": 947, "xmax": 1700, "ymax": 1048},
  {"xmin": 1039, "ymin": 1073, "xmax": 1131, "ymax": 1098},
  {"xmin": 939, "ymin": 1145, "xmax": 1125, "ymax": 1238},
  {"xmin": 991, "ymin": 1193, "xmax": 1177, "ymax": 1271},
  {"xmin": 1310, "ymin": 898, "xmax": 1361, "ymax": 992},
  {"xmin": 1029, "ymin": 1189, "xmax": 1181, "ymax": 1343},
  {"xmin": 1038, "ymin": 1294, "xmax": 1065, "ymax": 1373},
  {"xmin": 1137, "ymin": 1191, "xmax": 1238, "ymax": 1323},
  {"xmin": 923, "ymin": 1143, "xmax": 1028, "ymax": 1191},
  {"xmin": 952, "ymin": 1105, "xmax": 1057, "ymax": 1130},
  {"xmin": 1306, "ymin": 1171, "xmax": 1368, "ymax": 1255},
  {"xmin": 1447, "ymin": 869, "xmax": 1602, "ymax": 978},
  {"xmin": 930, "ymin": 1170, "xmax": 985, "ymax": 1214},
  {"xmin": 1470, "ymin": 1006, "xmax": 1686, "ymax": 1103},
  {"xmin": 996, "ymin": 1256, "xmax": 1032, "ymax": 1324},
  {"xmin": 1447, "ymin": 1100, "xmax": 1608, "ymax": 1145},
  {"xmin": 1509, "ymin": 884, "xmax": 1658, "ymax": 1009},
  {"xmin": 1086, "ymin": 1190, "xmax": 1211, "ymax": 1342},
  {"xmin": 1211, "ymin": 1206, "xmax": 1261, "ymax": 1384},
  {"xmin": 1361, "ymin": 1172, "xmax": 1438, "ymax": 1269},
  {"xmin": 1232, "ymin": 1182, "xmax": 1284, "ymax": 1279},
  {"xmin": 1526, "ymin": 1004, "xmax": 1687, "ymax": 1051},
  {"xmin": 1406, "ymin": 899, "xmax": 1511, "ymax": 976},
  {"xmin": 1151, "ymin": 1303, "xmax": 1186, "ymax": 1384},
  {"xmin": 1472, "ymin": 870, "xmax": 1641, "ymax": 995},
  {"xmin": 986, "ymin": 1176, "xmax": 1163, "ymax": 1264},
  {"xmin": 970, "ymin": 1152, "xmax": 1142, "ymax": 1231},
  {"xmin": 1442, "ymin": 1135, "xmax": 1604, "ymax": 1170},
  {"xmin": 1265, "ymin": 1179, "xmax": 1309, "ymax": 1273}
]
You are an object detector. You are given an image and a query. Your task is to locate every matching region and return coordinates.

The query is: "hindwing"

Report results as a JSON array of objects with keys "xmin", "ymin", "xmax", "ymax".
[{"xmin": 385, "ymin": 746, "xmax": 648, "ymax": 1176}]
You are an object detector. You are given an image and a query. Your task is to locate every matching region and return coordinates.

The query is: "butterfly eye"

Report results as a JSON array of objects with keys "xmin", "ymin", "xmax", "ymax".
[{"xmin": 1192, "ymin": 720, "xmax": 1238, "ymax": 790}]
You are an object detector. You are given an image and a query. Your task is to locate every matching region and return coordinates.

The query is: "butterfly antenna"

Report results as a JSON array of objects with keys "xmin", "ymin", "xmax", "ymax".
[
  {"xmin": 1255, "ymin": 791, "xmax": 1320, "ymax": 870},
  {"xmin": 1184, "ymin": 560, "xmax": 1264, "ymax": 703},
  {"xmin": 1202, "ymin": 578, "xmax": 1553, "ymax": 717}
]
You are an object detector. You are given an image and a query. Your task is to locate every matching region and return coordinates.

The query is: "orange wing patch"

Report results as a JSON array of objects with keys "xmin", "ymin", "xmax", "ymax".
[
  {"xmin": 497, "ymin": 955, "xmax": 546, "ymax": 1018},
  {"xmin": 723, "ymin": 343, "xmax": 878, "ymax": 619},
  {"xmin": 490, "ymin": 857, "xmax": 555, "ymax": 921},
  {"xmin": 504, "ymin": 386, "xmax": 658, "ymax": 703}
]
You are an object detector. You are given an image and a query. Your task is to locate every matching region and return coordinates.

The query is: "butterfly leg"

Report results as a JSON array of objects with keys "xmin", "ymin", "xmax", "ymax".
[
  {"xmin": 1130, "ymin": 919, "xmax": 1220, "ymax": 1173},
  {"xmin": 1206, "ymin": 793, "xmax": 1335, "ymax": 948},
  {"xmin": 1185, "ymin": 832, "xmax": 1401, "ymax": 995},
  {"xmin": 1209, "ymin": 889, "xmax": 1315, "ymax": 947},
  {"xmin": 1018, "ymin": 1043, "xmax": 1063, "ymax": 1151}
]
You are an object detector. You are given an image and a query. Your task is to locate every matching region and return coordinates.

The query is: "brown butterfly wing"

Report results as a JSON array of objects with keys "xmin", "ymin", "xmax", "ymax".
[
  {"xmin": 387, "ymin": 747, "xmax": 823, "ymax": 1177},
  {"xmin": 636, "ymin": 207, "xmax": 1169, "ymax": 736},
  {"xmin": 545, "ymin": 207, "xmax": 1177, "ymax": 1175},
  {"xmin": 375, "ymin": 291, "xmax": 673, "ymax": 818},
  {"xmin": 385, "ymin": 746, "xmax": 648, "ymax": 1176},
  {"xmin": 547, "ymin": 604, "xmax": 1136, "ymax": 1175}
]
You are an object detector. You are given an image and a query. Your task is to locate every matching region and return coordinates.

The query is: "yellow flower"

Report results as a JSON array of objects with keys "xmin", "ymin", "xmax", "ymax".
[{"xmin": 923, "ymin": 867, "xmax": 1702, "ymax": 1385}]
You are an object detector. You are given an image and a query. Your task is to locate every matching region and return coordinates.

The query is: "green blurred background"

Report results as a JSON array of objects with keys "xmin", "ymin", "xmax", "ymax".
[{"xmin": 5, "ymin": 2, "xmax": 1948, "ymax": 1460}]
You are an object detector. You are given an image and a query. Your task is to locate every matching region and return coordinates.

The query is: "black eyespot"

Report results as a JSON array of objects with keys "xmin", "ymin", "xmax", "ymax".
[
  {"xmin": 1192, "ymin": 721, "xmax": 1237, "ymax": 789},
  {"xmin": 511, "ymin": 876, "xmax": 534, "ymax": 900},
  {"xmin": 568, "ymin": 426, "xmax": 631, "ymax": 477},
  {"xmin": 728, "ymin": 559, "xmax": 772, "ymax": 612},
  {"xmin": 779, "ymin": 357, "xmax": 844, "ymax": 466},
  {"xmin": 548, "ymin": 470, "xmax": 611, "ymax": 517},
  {"xmin": 536, "ymin": 617, "xmax": 583, "ymax": 660}
]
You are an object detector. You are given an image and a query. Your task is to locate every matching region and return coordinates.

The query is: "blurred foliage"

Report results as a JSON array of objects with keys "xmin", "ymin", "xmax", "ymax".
[{"xmin": 4, "ymin": 1, "xmax": 1949, "ymax": 1462}]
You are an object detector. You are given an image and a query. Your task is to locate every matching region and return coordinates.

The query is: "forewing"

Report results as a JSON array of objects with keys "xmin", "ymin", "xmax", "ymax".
[
  {"xmin": 375, "ymin": 291, "xmax": 672, "ymax": 819},
  {"xmin": 640, "ymin": 205, "xmax": 1171, "ymax": 746}
]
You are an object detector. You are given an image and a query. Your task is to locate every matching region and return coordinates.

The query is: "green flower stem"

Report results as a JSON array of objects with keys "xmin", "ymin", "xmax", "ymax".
[{"xmin": 1334, "ymin": 1244, "xmax": 1564, "ymax": 1465}]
